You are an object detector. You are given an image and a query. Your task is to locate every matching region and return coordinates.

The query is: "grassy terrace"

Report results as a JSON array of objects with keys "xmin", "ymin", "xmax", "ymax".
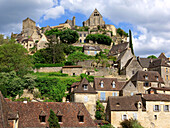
[{"xmin": 31, "ymin": 72, "xmax": 81, "ymax": 81}]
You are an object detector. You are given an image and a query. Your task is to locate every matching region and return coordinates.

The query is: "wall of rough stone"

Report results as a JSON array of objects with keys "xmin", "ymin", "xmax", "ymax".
[{"xmin": 34, "ymin": 67, "xmax": 62, "ymax": 73}]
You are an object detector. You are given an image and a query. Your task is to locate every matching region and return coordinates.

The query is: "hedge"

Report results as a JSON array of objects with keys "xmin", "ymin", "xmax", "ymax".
[
  {"xmin": 34, "ymin": 63, "xmax": 64, "ymax": 68},
  {"xmin": 48, "ymin": 72, "xmax": 68, "ymax": 77}
]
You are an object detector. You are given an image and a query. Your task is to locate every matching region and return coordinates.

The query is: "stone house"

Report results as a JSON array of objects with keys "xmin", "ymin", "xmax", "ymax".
[
  {"xmin": 22, "ymin": 17, "xmax": 36, "ymax": 37},
  {"xmin": 78, "ymin": 31, "xmax": 89, "ymax": 43},
  {"xmin": 146, "ymin": 87, "xmax": 170, "ymax": 95},
  {"xmin": 83, "ymin": 45, "xmax": 101, "ymax": 56},
  {"xmin": 148, "ymin": 59, "xmax": 170, "ymax": 87},
  {"xmin": 70, "ymin": 78, "xmax": 97, "ymax": 119},
  {"xmin": 121, "ymin": 57, "xmax": 143, "ymax": 79},
  {"xmin": 37, "ymin": 34, "xmax": 49, "ymax": 50},
  {"xmin": 158, "ymin": 52, "xmax": 170, "ymax": 65},
  {"xmin": 106, "ymin": 94, "xmax": 170, "ymax": 128},
  {"xmin": 129, "ymin": 70, "xmax": 165, "ymax": 94},
  {"xmin": 116, "ymin": 48, "xmax": 133, "ymax": 70},
  {"xmin": 0, "ymin": 91, "xmax": 97, "ymax": 128},
  {"xmin": 108, "ymin": 42, "xmax": 129, "ymax": 58},
  {"xmin": 120, "ymin": 81, "xmax": 138, "ymax": 96},
  {"xmin": 21, "ymin": 38, "xmax": 34, "ymax": 51},
  {"xmin": 62, "ymin": 66, "xmax": 83, "ymax": 76},
  {"xmin": 94, "ymin": 78, "xmax": 125, "ymax": 108},
  {"xmin": 31, "ymin": 28, "xmax": 41, "ymax": 42}
]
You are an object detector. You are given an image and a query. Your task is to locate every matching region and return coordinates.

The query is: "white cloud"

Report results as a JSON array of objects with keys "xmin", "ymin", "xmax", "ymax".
[
  {"xmin": 43, "ymin": 6, "xmax": 65, "ymax": 20},
  {"xmin": 59, "ymin": 0, "xmax": 170, "ymax": 57}
]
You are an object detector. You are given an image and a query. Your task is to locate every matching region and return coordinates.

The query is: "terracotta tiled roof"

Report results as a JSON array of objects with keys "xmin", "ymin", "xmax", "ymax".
[
  {"xmin": 83, "ymin": 45, "xmax": 101, "ymax": 51},
  {"xmin": 8, "ymin": 101, "xmax": 97, "ymax": 128},
  {"xmin": 108, "ymin": 95, "xmax": 146, "ymax": 111},
  {"xmin": 108, "ymin": 42, "xmax": 129, "ymax": 56},
  {"xmin": 143, "ymin": 94, "xmax": 170, "ymax": 101},
  {"xmin": 149, "ymin": 58, "xmax": 170, "ymax": 68},
  {"xmin": 94, "ymin": 78, "xmax": 126, "ymax": 91},
  {"xmin": 73, "ymin": 78, "xmax": 97, "ymax": 94},
  {"xmin": 130, "ymin": 71, "xmax": 164, "ymax": 83}
]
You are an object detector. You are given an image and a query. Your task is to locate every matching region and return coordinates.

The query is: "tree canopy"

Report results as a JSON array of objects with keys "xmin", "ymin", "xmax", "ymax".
[
  {"xmin": 86, "ymin": 34, "xmax": 112, "ymax": 45},
  {"xmin": 129, "ymin": 29, "xmax": 134, "ymax": 55},
  {"xmin": 116, "ymin": 28, "xmax": 128, "ymax": 37},
  {"xmin": 147, "ymin": 55, "xmax": 157, "ymax": 59},
  {"xmin": 0, "ymin": 43, "xmax": 32, "ymax": 76}
]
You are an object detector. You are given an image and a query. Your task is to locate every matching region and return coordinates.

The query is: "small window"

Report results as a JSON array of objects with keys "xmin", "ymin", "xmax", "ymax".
[
  {"xmin": 156, "ymin": 76, "xmax": 159, "ymax": 81},
  {"xmin": 131, "ymin": 93, "xmax": 134, "ymax": 96},
  {"xmin": 30, "ymin": 44, "xmax": 32, "ymax": 47},
  {"xmin": 84, "ymin": 85, "xmax": 88, "ymax": 90},
  {"xmin": 112, "ymin": 81, "xmax": 116, "ymax": 88},
  {"xmin": 57, "ymin": 116, "xmax": 62, "ymax": 122},
  {"xmin": 115, "ymin": 92, "xmax": 118, "ymax": 96},
  {"xmin": 80, "ymin": 39, "xmax": 82, "ymax": 43},
  {"xmin": 88, "ymin": 51, "xmax": 90, "ymax": 55},
  {"xmin": 122, "ymin": 114, "xmax": 128, "ymax": 120},
  {"xmin": 73, "ymin": 73, "xmax": 75, "ymax": 76},
  {"xmin": 132, "ymin": 70, "xmax": 135, "ymax": 75},
  {"xmin": 133, "ymin": 113, "xmax": 137, "ymax": 120},
  {"xmin": 80, "ymin": 34, "xmax": 82, "ymax": 37},
  {"xmin": 84, "ymin": 34, "xmax": 86, "ymax": 37},
  {"xmin": 145, "ymin": 75, "xmax": 148, "ymax": 80},
  {"xmin": 100, "ymin": 92, "xmax": 105, "ymax": 101},
  {"xmin": 84, "ymin": 39, "xmax": 86, "ymax": 43},
  {"xmin": 100, "ymin": 81, "xmax": 104, "ymax": 88},
  {"xmin": 154, "ymin": 105, "xmax": 160, "ymax": 112},
  {"xmin": 112, "ymin": 92, "xmax": 115, "ymax": 96},
  {"xmin": 94, "ymin": 51, "xmax": 97, "ymax": 55},
  {"xmin": 78, "ymin": 116, "xmax": 84, "ymax": 122},
  {"xmin": 166, "ymin": 68, "xmax": 168, "ymax": 73},
  {"xmin": 84, "ymin": 96, "xmax": 88, "ymax": 102},
  {"xmin": 154, "ymin": 115, "xmax": 157, "ymax": 120},
  {"xmin": 39, "ymin": 116, "xmax": 46, "ymax": 122},
  {"xmin": 166, "ymin": 75, "xmax": 169, "ymax": 80},
  {"xmin": 164, "ymin": 105, "xmax": 169, "ymax": 112},
  {"xmin": 144, "ymin": 82, "xmax": 149, "ymax": 87}
]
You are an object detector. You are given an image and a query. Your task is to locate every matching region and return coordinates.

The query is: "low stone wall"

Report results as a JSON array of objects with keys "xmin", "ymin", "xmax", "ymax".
[{"xmin": 34, "ymin": 67, "xmax": 62, "ymax": 73}]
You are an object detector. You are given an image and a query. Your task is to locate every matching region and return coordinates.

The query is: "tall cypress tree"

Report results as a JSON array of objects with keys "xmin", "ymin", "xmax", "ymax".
[
  {"xmin": 48, "ymin": 109, "xmax": 60, "ymax": 128},
  {"xmin": 129, "ymin": 29, "xmax": 134, "ymax": 55}
]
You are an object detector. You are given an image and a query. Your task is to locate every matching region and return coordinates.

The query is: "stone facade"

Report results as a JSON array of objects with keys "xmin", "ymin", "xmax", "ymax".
[
  {"xmin": 22, "ymin": 17, "xmax": 36, "ymax": 37},
  {"xmin": 62, "ymin": 66, "xmax": 83, "ymax": 76},
  {"xmin": 78, "ymin": 31, "xmax": 89, "ymax": 43},
  {"xmin": 106, "ymin": 94, "xmax": 170, "ymax": 128},
  {"xmin": 37, "ymin": 34, "xmax": 48, "ymax": 50},
  {"xmin": 83, "ymin": 8, "xmax": 105, "ymax": 28}
]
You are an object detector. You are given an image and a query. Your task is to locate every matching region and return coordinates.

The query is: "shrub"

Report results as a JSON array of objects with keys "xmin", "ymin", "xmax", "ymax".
[{"xmin": 120, "ymin": 118, "xmax": 144, "ymax": 128}]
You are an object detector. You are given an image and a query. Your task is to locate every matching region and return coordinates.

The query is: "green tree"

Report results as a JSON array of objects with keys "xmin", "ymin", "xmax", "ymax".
[
  {"xmin": 23, "ymin": 74, "xmax": 37, "ymax": 93},
  {"xmin": 67, "ymin": 51, "xmax": 93, "ymax": 64},
  {"xmin": 86, "ymin": 34, "xmax": 112, "ymax": 45},
  {"xmin": 147, "ymin": 55, "xmax": 157, "ymax": 59},
  {"xmin": 95, "ymin": 100, "xmax": 105, "ymax": 120},
  {"xmin": 0, "ymin": 43, "xmax": 32, "ymax": 76},
  {"xmin": 48, "ymin": 109, "xmax": 60, "ymax": 128},
  {"xmin": 120, "ymin": 118, "xmax": 143, "ymax": 128},
  {"xmin": 0, "ymin": 34, "xmax": 9, "ymax": 45},
  {"xmin": 129, "ymin": 29, "xmax": 134, "ymax": 55},
  {"xmin": 45, "ymin": 28, "xmax": 61, "ymax": 38},
  {"xmin": 117, "ymin": 28, "xmax": 128, "ymax": 37},
  {"xmin": 60, "ymin": 29, "xmax": 79, "ymax": 44}
]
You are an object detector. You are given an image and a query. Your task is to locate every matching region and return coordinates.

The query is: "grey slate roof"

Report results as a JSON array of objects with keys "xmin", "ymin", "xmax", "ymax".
[{"xmin": 149, "ymin": 58, "xmax": 170, "ymax": 68}]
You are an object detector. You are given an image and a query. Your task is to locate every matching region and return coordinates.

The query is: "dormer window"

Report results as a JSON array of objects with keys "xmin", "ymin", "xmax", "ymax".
[
  {"xmin": 112, "ymin": 81, "xmax": 116, "ymax": 88},
  {"xmin": 156, "ymin": 76, "xmax": 159, "ymax": 81},
  {"xmin": 100, "ymin": 81, "xmax": 104, "ymax": 88},
  {"xmin": 56, "ymin": 111, "xmax": 63, "ymax": 123},
  {"xmin": 77, "ymin": 111, "xmax": 84, "ymax": 123},
  {"xmin": 39, "ymin": 111, "xmax": 46, "ymax": 123},
  {"xmin": 84, "ymin": 85, "xmax": 88, "ymax": 90},
  {"xmin": 145, "ymin": 75, "xmax": 148, "ymax": 80}
]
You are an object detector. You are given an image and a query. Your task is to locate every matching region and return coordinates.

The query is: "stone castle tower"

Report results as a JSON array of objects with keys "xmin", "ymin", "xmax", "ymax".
[
  {"xmin": 83, "ymin": 8, "xmax": 105, "ymax": 27},
  {"xmin": 22, "ymin": 17, "xmax": 36, "ymax": 37}
]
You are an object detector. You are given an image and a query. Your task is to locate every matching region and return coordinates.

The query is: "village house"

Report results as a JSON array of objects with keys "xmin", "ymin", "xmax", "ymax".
[
  {"xmin": 121, "ymin": 57, "xmax": 143, "ymax": 79},
  {"xmin": 0, "ymin": 91, "xmax": 97, "ymax": 128},
  {"xmin": 62, "ymin": 65, "xmax": 83, "ymax": 76},
  {"xmin": 83, "ymin": 45, "xmax": 101, "ymax": 56},
  {"xmin": 148, "ymin": 58, "xmax": 170, "ymax": 87},
  {"xmin": 128, "ymin": 70, "xmax": 165, "ymax": 94},
  {"xmin": 70, "ymin": 78, "xmax": 97, "ymax": 119},
  {"xmin": 158, "ymin": 52, "xmax": 170, "ymax": 65},
  {"xmin": 94, "ymin": 78, "xmax": 125, "ymax": 108},
  {"xmin": 106, "ymin": 94, "xmax": 170, "ymax": 128},
  {"xmin": 146, "ymin": 87, "xmax": 170, "ymax": 95}
]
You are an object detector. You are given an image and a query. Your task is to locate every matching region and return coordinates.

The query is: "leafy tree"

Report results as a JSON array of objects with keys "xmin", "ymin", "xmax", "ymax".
[
  {"xmin": 129, "ymin": 29, "xmax": 134, "ymax": 55},
  {"xmin": 0, "ymin": 43, "xmax": 32, "ymax": 76},
  {"xmin": 120, "ymin": 118, "xmax": 143, "ymax": 128},
  {"xmin": 67, "ymin": 51, "xmax": 93, "ymax": 64},
  {"xmin": 60, "ymin": 29, "xmax": 79, "ymax": 44},
  {"xmin": 23, "ymin": 74, "xmax": 37, "ymax": 93},
  {"xmin": 95, "ymin": 100, "xmax": 105, "ymax": 120},
  {"xmin": 147, "ymin": 55, "xmax": 157, "ymax": 59},
  {"xmin": 48, "ymin": 109, "xmax": 60, "ymax": 128},
  {"xmin": 45, "ymin": 28, "xmax": 61, "ymax": 38},
  {"xmin": 36, "ymin": 78, "xmax": 68, "ymax": 101},
  {"xmin": 117, "ymin": 28, "xmax": 128, "ymax": 37},
  {"xmin": 86, "ymin": 34, "xmax": 112, "ymax": 45}
]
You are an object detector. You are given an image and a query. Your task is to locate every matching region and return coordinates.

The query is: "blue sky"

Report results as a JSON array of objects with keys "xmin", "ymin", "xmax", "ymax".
[{"xmin": 0, "ymin": 0, "xmax": 170, "ymax": 57}]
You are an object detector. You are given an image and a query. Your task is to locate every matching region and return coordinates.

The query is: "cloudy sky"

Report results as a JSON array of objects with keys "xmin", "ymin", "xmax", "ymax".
[{"xmin": 0, "ymin": 0, "xmax": 170, "ymax": 57}]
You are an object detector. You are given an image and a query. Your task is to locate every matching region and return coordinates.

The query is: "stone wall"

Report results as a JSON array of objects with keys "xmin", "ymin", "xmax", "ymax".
[
  {"xmin": 34, "ymin": 67, "xmax": 62, "ymax": 73},
  {"xmin": 62, "ymin": 67, "xmax": 83, "ymax": 76}
]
